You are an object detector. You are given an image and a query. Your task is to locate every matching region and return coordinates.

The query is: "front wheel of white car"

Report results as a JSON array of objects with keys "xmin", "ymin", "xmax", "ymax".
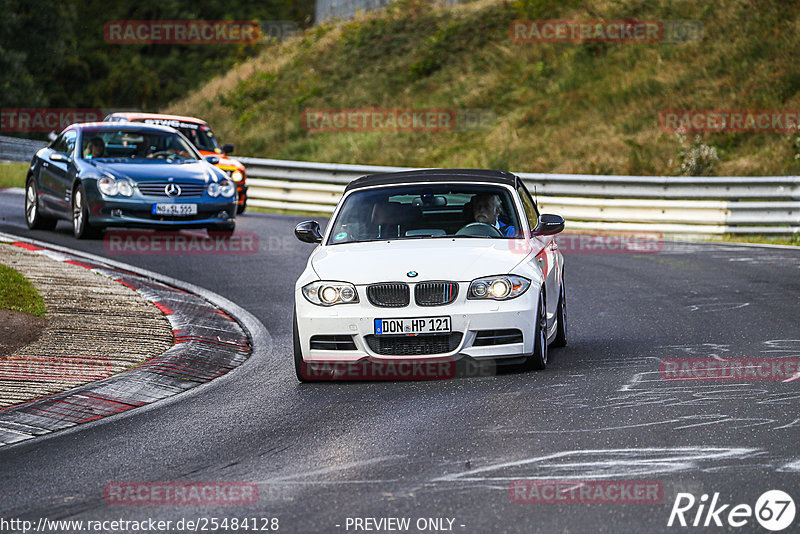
[
  {"xmin": 294, "ymin": 311, "xmax": 324, "ymax": 383},
  {"xmin": 523, "ymin": 289, "xmax": 548, "ymax": 371},
  {"xmin": 293, "ymin": 312, "xmax": 307, "ymax": 382},
  {"xmin": 552, "ymin": 274, "xmax": 567, "ymax": 348}
]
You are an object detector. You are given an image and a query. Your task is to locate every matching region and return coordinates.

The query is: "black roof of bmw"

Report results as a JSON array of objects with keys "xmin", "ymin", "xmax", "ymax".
[
  {"xmin": 64, "ymin": 122, "xmax": 179, "ymax": 134},
  {"xmin": 344, "ymin": 169, "xmax": 519, "ymax": 192}
]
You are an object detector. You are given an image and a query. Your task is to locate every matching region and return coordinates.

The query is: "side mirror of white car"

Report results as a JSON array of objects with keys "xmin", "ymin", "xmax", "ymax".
[
  {"xmin": 532, "ymin": 214, "xmax": 565, "ymax": 236},
  {"xmin": 295, "ymin": 220, "xmax": 323, "ymax": 243}
]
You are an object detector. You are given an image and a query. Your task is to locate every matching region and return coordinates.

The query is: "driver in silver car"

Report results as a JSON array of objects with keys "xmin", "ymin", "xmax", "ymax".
[{"xmin": 472, "ymin": 193, "xmax": 517, "ymax": 237}]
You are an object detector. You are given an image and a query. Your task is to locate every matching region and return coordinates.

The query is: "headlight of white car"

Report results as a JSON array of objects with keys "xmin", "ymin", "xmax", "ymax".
[
  {"xmin": 468, "ymin": 275, "xmax": 530, "ymax": 301},
  {"xmin": 302, "ymin": 281, "xmax": 359, "ymax": 306},
  {"xmin": 97, "ymin": 176, "xmax": 134, "ymax": 197}
]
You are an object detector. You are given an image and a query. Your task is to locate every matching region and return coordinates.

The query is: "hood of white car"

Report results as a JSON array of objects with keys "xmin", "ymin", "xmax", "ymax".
[{"xmin": 310, "ymin": 239, "xmax": 537, "ymax": 284}]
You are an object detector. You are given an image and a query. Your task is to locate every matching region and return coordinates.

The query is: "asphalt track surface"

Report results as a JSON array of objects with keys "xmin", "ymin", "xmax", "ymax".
[{"xmin": 0, "ymin": 188, "xmax": 799, "ymax": 533}]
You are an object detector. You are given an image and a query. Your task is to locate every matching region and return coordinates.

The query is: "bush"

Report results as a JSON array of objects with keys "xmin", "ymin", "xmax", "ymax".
[{"xmin": 676, "ymin": 134, "xmax": 719, "ymax": 176}]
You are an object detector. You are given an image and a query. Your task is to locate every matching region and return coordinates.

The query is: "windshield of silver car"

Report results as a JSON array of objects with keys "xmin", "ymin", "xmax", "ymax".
[{"xmin": 80, "ymin": 129, "xmax": 200, "ymax": 161}]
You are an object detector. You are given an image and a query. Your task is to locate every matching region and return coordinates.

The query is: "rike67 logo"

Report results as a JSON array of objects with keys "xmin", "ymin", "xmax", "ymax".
[{"xmin": 668, "ymin": 490, "xmax": 796, "ymax": 531}]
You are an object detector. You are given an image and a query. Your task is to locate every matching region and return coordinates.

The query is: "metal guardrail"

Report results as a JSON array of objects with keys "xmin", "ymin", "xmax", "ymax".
[
  {"xmin": 0, "ymin": 135, "xmax": 47, "ymax": 163},
  {"xmin": 2, "ymin": 137, "xmax": 795, "ymax": 234},
  {"xmin": 238, "ymin": 156, "xmax": 800, "ymax": 235}
]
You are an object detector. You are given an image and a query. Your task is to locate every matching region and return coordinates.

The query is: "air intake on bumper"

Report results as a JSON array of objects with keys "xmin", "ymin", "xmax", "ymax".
[{"xmin": 365, "ymin": 333, "xmax": 462, "ymax": 356}]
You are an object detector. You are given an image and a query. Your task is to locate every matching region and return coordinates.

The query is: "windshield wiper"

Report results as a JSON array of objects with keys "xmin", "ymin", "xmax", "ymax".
[{"xmin": 432, "ymin": 234, "xmax": 492, "ymax": 239}]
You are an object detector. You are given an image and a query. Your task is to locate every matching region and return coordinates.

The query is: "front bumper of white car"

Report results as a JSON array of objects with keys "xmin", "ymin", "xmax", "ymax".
[{"xmin": 295, "ymin": 281, "xmax": 539, "ymax": 363}]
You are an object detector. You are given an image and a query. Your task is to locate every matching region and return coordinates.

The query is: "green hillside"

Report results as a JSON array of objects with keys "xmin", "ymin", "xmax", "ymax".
[{"xmin": 165, "ymin": 0, "xmax": 800, "ymax": 176}]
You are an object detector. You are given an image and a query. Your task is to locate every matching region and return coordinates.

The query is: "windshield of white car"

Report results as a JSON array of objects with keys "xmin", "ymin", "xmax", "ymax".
[
  {"xmin": 79, "ymin": 129, "xmax": 201, "ymax": 161},
  {"xmin": 326, "ymin": 184, "xmax": 522, "ymax": 245}
]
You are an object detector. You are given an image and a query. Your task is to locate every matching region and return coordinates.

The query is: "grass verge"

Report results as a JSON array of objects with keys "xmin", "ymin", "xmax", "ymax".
[
  {"xmin": 715, "ymin": 234, "xmax": 800, "ymax": 247},
  {"xmin": 246, "ymin": 206, "xmax": 332, "ymax": 218},
  {"xmin": 0, "ymin": 263, "xmax": 46, "ymax": 317},
  {"xmin": 0, "ymin": 163, "xmax": 28, "ymax": 189},
  {"xmin": 166, "ymin": 0, "xmax": 800, "ymax": 177}
]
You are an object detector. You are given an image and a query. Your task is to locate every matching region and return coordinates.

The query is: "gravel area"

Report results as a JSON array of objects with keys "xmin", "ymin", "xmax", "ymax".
[{"xmin": 0, "ymin": 243, "xmax": 174, "ymax": 408}]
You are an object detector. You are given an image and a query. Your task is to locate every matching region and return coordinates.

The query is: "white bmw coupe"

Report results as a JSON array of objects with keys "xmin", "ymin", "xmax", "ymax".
[{"xmin": 293, "ymin": 169, "xmax": 566, "ymax": 381}]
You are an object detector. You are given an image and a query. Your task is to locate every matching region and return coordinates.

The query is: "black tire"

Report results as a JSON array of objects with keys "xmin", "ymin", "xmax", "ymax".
[
  {"xmin": 552, "ymin": 273, "xmax": 567, "ymax": 348},
  {"xmin": 293, "ymin": 310, "xmax": 322, "ymax": 382},
  {"xmin": 25, "ymin": 177, "xmax": 58, "ymax": 231},
  {"xmin": 236, "ymin": 201, "xmax": 246, "ymax": 215},
  {"xmin": 72, "ymin": 182, "xmax": 102, "ymax": 239},
  {"xmin": 523, "ymin": 289, "xmax": 548, "ymax": 371}
]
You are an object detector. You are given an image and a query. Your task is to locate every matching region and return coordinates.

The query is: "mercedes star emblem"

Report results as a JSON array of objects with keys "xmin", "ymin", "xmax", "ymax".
[{"xmin": 165, "ymin": 183, "xmax": 181, "ymax": 197}]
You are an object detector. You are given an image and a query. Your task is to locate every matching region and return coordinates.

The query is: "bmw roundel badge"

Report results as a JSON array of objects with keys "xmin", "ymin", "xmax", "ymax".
[{"xmin": 407, "ymin": 271, "xmax": 418, "ymax": 278}]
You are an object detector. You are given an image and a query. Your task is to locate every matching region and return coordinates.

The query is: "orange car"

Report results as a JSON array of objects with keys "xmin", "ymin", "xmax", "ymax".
[{"xmin": 105, "ymin": 112, "xmax": 248, "ymax": 213}]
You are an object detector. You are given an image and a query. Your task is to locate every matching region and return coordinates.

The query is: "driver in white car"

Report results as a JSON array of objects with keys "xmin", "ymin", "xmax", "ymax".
[{"xmin": 472, "ymin": 193, "xmax": 517, "ymax": 237}]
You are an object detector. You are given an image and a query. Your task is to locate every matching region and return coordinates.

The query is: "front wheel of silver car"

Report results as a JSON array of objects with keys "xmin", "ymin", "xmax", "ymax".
[
  {"xmin": 72, "ymin": 183, "xmax": 101, "ymax": 239},
  {"xmin": 523, "ymin": 289, "xmax": 548, "ymax": 371},
  {"xmin": 25, "ymin": 177, "xmax": 57, "ymax": 230}
]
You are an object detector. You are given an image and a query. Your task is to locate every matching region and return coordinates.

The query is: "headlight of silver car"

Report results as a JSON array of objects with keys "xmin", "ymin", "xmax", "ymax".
[
  {"xmin": 97, "ymin": 176, "xmax": 134, "ymax": 197},
  {"xmin": 467, "ymin": 275, "xmax": 530, "ymax": 300},
  {"xmin": 208, "ymin": 179, "xmax": 235, "ymax": 198},
  {"xmin": 116, "ymin": 180, "xmax": 134, "ymax": 197},
  {"xmin": 97, "ymin": 176, "xmax": 118, "ymax": 196},
  {"xmin": 218, "ymin": 179, "xmax": 235, "ymax": 197},
  {"xmin": 302, "ymin": 281, "xmax": 359, "ymax": 306}
]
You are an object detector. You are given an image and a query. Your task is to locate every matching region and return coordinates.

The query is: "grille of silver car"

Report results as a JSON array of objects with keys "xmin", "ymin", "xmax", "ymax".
[
  {"xmin": 367, "ymin": 283, "xmax": 410, "ymax": 308},
  {"xmin": 137, "ymin": 183, "xmax": 205, "ymax": 197},
  {"xmin": 365, "ymin": 333, "xmax": 462, "ymax": 356},
  {"xmin": 414, "ymin": 281, "xmax": 459, "ymax": 306}
]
